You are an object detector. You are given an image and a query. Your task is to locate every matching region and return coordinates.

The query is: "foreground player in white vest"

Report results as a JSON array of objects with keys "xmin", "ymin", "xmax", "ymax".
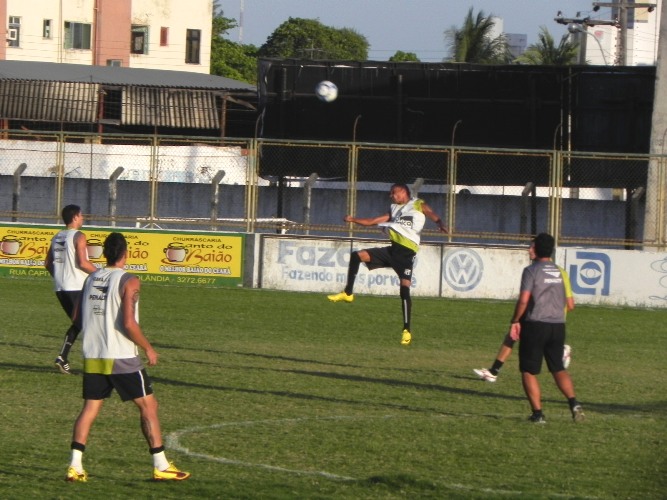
[
  {"xmin": 45, "ymin": 204, "xmax": 97, "ymax": 374},
  {"xmin": 327, "ymin": 183, "xmax": 447, "ymax": 345},
  {"xmin": 66, "ymin": 232, "xmax": 190, "ymax": 482}
]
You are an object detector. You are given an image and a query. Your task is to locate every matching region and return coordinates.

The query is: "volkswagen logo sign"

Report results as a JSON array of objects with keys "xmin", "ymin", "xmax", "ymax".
[{"xmin": 442, "ymin": 249, "xmax": 484, "ymax": 292}]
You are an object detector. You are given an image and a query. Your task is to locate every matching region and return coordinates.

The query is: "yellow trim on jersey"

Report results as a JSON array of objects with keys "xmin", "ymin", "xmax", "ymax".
[
  {"xmin": 84, "ymin": 358, "xmax": 115, "ymax": 375},
  {"xmin": 388, "ymin": 230, "xmax": 419, "ymax": 252}
]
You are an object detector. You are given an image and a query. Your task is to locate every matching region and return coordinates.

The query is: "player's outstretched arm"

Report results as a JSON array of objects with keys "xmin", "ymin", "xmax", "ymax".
[
  {"xmin": 344, "ymin": 213, "xmax": 391, "ymax": 226},
  {"xmin": 421, "ymin": 202, "xmax": 448, "ymax": 233}
]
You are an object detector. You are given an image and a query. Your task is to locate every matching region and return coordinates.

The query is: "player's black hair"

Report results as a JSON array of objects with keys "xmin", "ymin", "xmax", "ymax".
[
  {"xmin": 391, "ymin": 183, "xmax": 411, "ymax": 198},
  {"xmin": 103, "ymin": 232, "xmax": 127, "ymax": 265},
  {"xmin": 533, "ymin": 232, "xmax": 555, "ymax": 258},
  {"xmin": 61, "ymin": 204, "xmax": 81, "ymax": 225}
]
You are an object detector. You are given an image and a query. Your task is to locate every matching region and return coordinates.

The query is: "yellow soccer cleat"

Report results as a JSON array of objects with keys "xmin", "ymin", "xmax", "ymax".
[
  {"xmin": 327, "ymin": 291, "xmax": 354, "ymax": 303},
  {"xmin": 153, "ymin": 462, "xmax": 191, "ymax": 481},
  {"xmin": 401, "ymin": 329, "xmax": 412, "ymax": 345},
  {"xmin": 65, "ymin": 466, "xmax": 87, "ymax": 482}
]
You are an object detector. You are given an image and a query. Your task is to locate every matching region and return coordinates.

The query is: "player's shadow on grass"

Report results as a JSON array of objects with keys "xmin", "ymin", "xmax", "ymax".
[{"xmin": 151, "ymin": 366, "xmax": 658, "ymax": 417}]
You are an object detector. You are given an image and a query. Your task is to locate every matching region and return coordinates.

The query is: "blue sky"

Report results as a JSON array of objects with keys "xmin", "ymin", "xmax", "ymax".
[{"xmin": 220, "ymin": 1, "xmax": 597, "ymax": 61}]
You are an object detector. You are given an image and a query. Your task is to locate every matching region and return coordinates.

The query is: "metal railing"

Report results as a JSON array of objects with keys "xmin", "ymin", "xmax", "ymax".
[{"xmin": 0, "ymin": 130, "xmax": 664, "ymax": 249}]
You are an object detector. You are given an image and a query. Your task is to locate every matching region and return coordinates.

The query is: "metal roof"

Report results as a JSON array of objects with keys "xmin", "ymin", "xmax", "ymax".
[{"xmin": 0, "ymin": 60, "xmax": 256, "ymax": 92}]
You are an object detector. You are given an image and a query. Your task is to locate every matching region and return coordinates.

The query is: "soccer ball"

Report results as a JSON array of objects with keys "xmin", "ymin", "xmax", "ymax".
[{"xmin": 315, "ymin": 80, "xmax": 338, "ymax": 103}]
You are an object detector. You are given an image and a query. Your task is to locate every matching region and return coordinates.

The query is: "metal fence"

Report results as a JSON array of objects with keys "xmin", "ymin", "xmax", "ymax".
[{"xmin": 1, "ymin": 130, "xmax": 665, "ymax": 249}]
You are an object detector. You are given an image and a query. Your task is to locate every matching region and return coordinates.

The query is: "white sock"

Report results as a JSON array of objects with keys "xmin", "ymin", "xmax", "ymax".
[
  {"xmin": 152, "ymin": 451, "xmax": 170, "ymax": 471},
  {"xmin": 70, "ymin": 449, "xmax": 84, "ymax": 472}
]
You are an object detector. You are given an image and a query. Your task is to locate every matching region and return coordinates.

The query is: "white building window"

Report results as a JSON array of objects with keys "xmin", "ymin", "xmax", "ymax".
[
  {"xmin": 131, "ymin": 25, "xmax": 149, "ymax": 54},
  {"xmin": 8, "ymin": 16, "xmax": 20, "ymax": 48},
  {"xmin": 64, "ymin": 21, "xmax": 91, "ymax": 50}
]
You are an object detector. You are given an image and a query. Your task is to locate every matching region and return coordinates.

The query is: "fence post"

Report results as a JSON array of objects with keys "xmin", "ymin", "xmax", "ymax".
[
  {"xmin": 629, "ymin": 187, "xmax": 646, "ymax": 248},
  {"xmin": 210, "ymin": 170, "xmax": 226, "ymax": 230},
  {"xmin": 12, "ymin": 163, "xmax": 27, "ymax": 222},
  {"xmin": 108, "ymin": 167, "xmax": 124, "ymax": 227},
  {"xmin": 520, "ymin": 182, "xmax": 535, "ymax": 237},
  {"xmin": 303, "ymin": 173, "xmax": 319, "ymax": 235}
]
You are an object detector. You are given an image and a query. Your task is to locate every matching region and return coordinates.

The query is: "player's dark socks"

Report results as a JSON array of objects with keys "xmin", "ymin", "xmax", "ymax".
[
  {"xmin": 567, "ymin": 397, "xmax": 579, "ymax": 410},
  {"xmin": 490, "ymin": 359, "xmax": 504, "ymax": 376},
  {"xmin": 400, "ymin": 285, "xmax": 411, "ymax": 330},
  {"xmin": 59, "ymin": 324, "xmax": 80, "ymax": 360},
  {"xmin": 344, "ymin": 252, "xmax": 362, "ymax": 295}
]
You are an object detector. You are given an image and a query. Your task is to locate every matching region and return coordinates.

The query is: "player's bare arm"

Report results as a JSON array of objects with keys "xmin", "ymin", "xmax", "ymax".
[
  {"xmin": 74, "ymin": 232, "xmax": 97, "ymax": 274},
  {"xmin": 44, "ymin": 244, "xmax": 54, "ymax": 276},
  {"xmin": 344, "ymin": 213, "xmax": 391, "ymax": 226},
  {"xmin": 509, "ymin": 290, "xmax": 531, "ymax": 340},
  {"xmin": 121, "ymin": 276, "xmax": 159, "ymax": 366},
  {"xmin": 421, "ymin": 202, "xmax": 448, "ymax": 233}
]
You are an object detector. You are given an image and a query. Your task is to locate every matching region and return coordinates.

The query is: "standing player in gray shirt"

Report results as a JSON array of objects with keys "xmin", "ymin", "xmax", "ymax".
[{"xmin": 509, "ymin": 233, "xmax": 585, "ymax": 423}]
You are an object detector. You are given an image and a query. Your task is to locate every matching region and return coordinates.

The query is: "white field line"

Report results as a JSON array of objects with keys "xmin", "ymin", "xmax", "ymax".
[{"xmin": 166, "ymin": 414, "xmax": 603, "ymax": 498}]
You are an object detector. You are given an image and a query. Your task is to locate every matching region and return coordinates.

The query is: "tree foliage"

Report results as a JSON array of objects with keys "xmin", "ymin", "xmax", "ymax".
[
  {"xmin": 209, "ymin": 4, "xmax": 257, "ymax": 84},
  {"xmin": 389, "ymin": 51, "xmax": 420, "ymax": 62},
  {"xmin": 445, "ymin": 8, "xmax": 508, "ymax": 64},
  {"xmin": 515, "ymin": 26, "xmax": 579, "ymax": 65},
  {"xmin": 258, "ymin": 18, "xmax": 369, "ymax": 60}
]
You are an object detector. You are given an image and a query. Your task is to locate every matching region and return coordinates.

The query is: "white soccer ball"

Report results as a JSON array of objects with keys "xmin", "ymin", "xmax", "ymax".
[{"xmin": 315, "ymin": 80, "xmax": 338, "ymax": 103}]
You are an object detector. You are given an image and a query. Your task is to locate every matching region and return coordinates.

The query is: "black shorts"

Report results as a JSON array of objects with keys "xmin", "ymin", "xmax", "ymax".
[
  {"xmin": 82, "ymin": 370, "xmax": 154, "ymax": 402},
  {"xmin": 518, "ymin": 321, "xmax": 566, "ymax": 375},
  {"xmin": 365, "ymin": 243, "xmax": 416, "ymax": 282},
  {"xmin": 56, "ymin": 290, "xmax": 81, "ymax": 318}
]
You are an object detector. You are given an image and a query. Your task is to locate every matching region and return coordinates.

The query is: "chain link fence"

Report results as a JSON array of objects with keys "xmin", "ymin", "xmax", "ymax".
[{"xmin": 1, "ymin": 131, "xmax": 665, "ymax": 249}]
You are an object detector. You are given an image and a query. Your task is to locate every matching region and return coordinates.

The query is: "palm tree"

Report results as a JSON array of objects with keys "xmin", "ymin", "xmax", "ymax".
[
  {"xmin": 515, "ymin": 27, "xmax": 579, "ymax": 65},
  {"xmin": 445, "ymin": 8, "xmax": 508, "ymax": 63}
]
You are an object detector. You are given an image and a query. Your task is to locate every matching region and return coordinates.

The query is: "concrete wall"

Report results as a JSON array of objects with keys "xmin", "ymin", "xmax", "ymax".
[{"xmin": 0, "ymin": 175, "xmax": 641, "ymax": 243}]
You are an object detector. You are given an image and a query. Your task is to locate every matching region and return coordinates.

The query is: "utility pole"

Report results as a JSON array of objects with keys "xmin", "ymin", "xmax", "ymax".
[
  {"xmin": 645, "ymin": 0, "xmax": 667, "ymax": 249},
  {"xmin": 555, "ymin": 12, "xmax": 618, "ymax": 64},
  {"xmin": 592, "ymin": 1, "xmax": 657, "ymax": 66}
]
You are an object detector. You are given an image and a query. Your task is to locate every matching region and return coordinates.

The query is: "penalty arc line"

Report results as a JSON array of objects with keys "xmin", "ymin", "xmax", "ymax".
[{"xmin": 165, "ymin": 414, "xmax": 603, "ymax": 498}]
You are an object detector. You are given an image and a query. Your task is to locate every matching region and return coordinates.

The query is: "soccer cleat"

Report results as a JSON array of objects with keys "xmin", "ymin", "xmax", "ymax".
[
  {"xmin": 401, "ymin": 329, "xmax": 412, "ymax": 345},
  {"xmin": 65, "ymin": 466, "xmax": 87, "ymax": 482},
  {"xmin": 55, "ymin": 356, "xmax": 72, "ymax": 375},
  {"xmin": 473, "ymin": 368, "xmax": 497, "ymax": 382},
  {"xmin": 572, "ymin": 405, "xmax": 586, "ymax": 423},
  {"xmin": 327, "ymin": 291, "xmax": 354, "ymax": 303},
  {"xmin": 153, "ymin": 462, "xmax": 191, "ymax": 481},
  {"xmin": 563, "ymin": 344, "xmax": 572, "ymax": 369},
  {"xmin": 528, "ymin": 413, "xmax": 547, "ymax": 424}
]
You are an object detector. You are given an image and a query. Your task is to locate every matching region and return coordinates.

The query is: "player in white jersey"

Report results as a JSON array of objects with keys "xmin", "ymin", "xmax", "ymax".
[
  {"xmin": 327, "ymin": 183, "xmax": 447, "ymax": 345},
  {"xmin": 45, "ymin": 204, "xmax": 96, "ymax": 374},
  {"xmin": 65, "ymin": 232, "xmax": 190, "ymax": 482}
]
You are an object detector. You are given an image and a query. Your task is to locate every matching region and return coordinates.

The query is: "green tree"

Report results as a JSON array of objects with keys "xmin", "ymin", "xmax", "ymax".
[
  {"xmin": 445, "ymin": 8, "xmax": 508, "ymax": 63},
  {"xmin": 209, "ymin": 3, "xmax": 257, "ymax": 84},
  {"xmin": 258, "ymin": 18, "xmax": 369, "ymax": 60},
  {"xmin": 389, "ymin": 51, "xmax": 420, "ymax": 62},
  {"xmin": 515, "ymin": 26, "xmax": 579, "ymax": 65}
]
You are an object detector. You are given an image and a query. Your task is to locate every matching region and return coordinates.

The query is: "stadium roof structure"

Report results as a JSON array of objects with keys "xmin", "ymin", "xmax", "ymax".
[
  {"xmin": 0, "ymin": 60, "xmax": 258, "ymax": 133},
  {"xmin": 0, "ymin": 60, "xmax": 256, "ymax": 91}
]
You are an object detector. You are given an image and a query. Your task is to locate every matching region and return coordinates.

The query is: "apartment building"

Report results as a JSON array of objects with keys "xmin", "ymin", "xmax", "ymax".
[{"xmin": 0, "ymin": 0, "xmax": 212, "ymax": 73}]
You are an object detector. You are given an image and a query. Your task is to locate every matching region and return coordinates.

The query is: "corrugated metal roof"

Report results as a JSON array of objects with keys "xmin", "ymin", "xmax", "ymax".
[
  {"xmin": 0, "ymin": 60, "xmax": 256, "ymax": 92},
  {"xmin": 122, "ymin": 87, "xmax": 219, "ymax": 127},
  {"xmin": 0, "ymin": 80, "xmax": 98, "ymax": 122}
]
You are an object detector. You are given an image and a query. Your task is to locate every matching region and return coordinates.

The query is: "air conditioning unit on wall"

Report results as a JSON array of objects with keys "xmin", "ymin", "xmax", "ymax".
[{"xmin": 7, "ymin": 28, "xmax": 17, "ymax": 41}]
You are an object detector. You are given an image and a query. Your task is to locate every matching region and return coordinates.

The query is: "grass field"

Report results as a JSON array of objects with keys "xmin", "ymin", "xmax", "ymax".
[{"xmin": 0, "ymin": 275, "xmax": 665, "ymax": 499}]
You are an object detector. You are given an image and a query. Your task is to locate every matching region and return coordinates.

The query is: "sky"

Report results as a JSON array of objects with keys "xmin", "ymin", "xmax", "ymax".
[{"xmin": 219, "ymin": 0, "xmax": 599, "ymax": 62}]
